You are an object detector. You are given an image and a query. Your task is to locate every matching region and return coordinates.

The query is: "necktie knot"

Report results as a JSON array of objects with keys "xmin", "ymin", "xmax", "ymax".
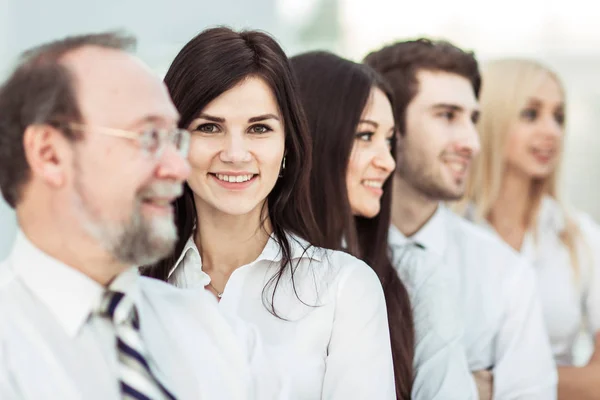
[{"xmin": 98, "ymin": 290, "xmax": 139, "ymax": 330}]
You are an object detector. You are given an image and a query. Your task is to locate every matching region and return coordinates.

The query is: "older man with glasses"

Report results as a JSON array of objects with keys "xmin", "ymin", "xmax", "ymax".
[{"xmin": 0, "ymin": 32, "xmax": 268, "ymax": 400}]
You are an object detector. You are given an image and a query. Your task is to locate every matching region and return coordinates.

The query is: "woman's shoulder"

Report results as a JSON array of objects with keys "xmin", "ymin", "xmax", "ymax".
[
  {"xmin": 539, "ymin": 196, "xmax": 600, "ymax": 242},
  {"xmin": 286, "ymin": 236, "xmax": 382, "ymax": 295}
]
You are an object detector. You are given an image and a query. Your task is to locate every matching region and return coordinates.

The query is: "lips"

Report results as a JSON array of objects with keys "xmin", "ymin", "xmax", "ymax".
[
  {"xmin": 361, "ymin": 179, "xmax": 385, "ymax": 196},
  {"xmin": 531, "ymin": 147, "xmax": 556, "ymax": 159},
  {"xmin": 441, "ymin": 154, "xmax": 471, "ymax": 178}
]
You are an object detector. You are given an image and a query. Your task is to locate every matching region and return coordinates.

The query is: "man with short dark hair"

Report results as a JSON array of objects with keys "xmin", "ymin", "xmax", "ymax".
[
  {"xmin": 0, "ymin": 32, "xmax": 255, "ymax": 399},
  {"xmin": 366, "ymin": 39, "xmax": 557, "ymax": 399}
]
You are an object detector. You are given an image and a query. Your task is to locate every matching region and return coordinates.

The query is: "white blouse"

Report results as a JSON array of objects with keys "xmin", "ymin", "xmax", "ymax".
[
  {"xmin": 473, "ymin": 196, "xmax": 600, "ymax": 366},
  {"xmin": 168, "ymin": 233, "xmax": 396, "ymax": 400},
  {"xmin": 389, "ymin": 227, "xmax": 477, "ymax": 400}
]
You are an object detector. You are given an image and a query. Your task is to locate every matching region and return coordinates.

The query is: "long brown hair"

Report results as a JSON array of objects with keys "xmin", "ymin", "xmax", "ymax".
[
  {"xmin": 142, "ymin": 27, "xmax": 324, "ymax": 315},
  {"xmin": 291, "ymin": 51, "xmax": 415, "ymax": 399}
]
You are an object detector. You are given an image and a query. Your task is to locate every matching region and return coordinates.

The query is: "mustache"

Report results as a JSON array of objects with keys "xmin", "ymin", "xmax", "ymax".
[{"xmin": 137, "ymin": 181, "xmax": 183, "ymax": 200}]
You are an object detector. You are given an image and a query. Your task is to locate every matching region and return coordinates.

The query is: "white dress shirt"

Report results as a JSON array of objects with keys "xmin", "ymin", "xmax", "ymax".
[
  {"xmin": 168, "ymin": 232, "xmax": 396, "ymax": 400},
  {"xmin": 0, "ymin": 231, "xmax": 257, "ymax": 400},
  {"xmin": 388, "ymin": 228, "xmax": 477, "ymax": 400},
  {"xmin": 390, "ymin": 206, "xmax": 557, "ymax": 399},
  {"xmin": 473, "ymin": 196, "xmax": 600, "ymax": 366}
]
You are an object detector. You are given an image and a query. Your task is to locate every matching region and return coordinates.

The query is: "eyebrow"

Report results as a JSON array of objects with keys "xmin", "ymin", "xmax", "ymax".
[
  {"xmin": 197, "ymin": 113, "xmax": 280, "ymax": 123},
  {"xmin": 197, "ymin": 113, "xmax": 225, "ymax": 123},
  {"xmin": 358, "ymin": 119, "xmax": 379, "ymax": 128},
  {"xmin": 431, "ymin": 103, "xmax": 481, "ymax": 118},
  {"xmin": 430, "ymin": 103, "xmax": 465, "ymax": 112},
  {"xmin": 358, "ymin": 119, "xmax": 396, "ymax": 134},
  {"xmin": 248, "ymin": 113, "xmax": 280, "ymax": 123},
  {"xmin": 526, "ymin": 97, "xmax": 564, "ymax": 110}
]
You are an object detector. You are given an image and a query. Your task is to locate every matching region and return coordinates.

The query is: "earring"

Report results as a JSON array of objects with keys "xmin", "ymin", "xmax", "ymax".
[{"xmin": 279, "ymin": 156, "xmax": 286, "ymax": 178}]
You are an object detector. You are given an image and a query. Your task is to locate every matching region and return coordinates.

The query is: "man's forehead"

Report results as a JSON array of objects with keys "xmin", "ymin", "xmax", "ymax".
[
  {"xmin": 414, "ymin": 69, "xmax": 478, "ymax": 110},
  {"xmin": 62, "ymin": 46, "xmax": 178, "ymax": 125}
]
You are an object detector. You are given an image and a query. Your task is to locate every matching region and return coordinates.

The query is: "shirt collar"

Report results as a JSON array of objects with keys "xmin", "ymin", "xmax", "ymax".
[
  {"xmin": 10, "ymin": 230, "xmax": 142, "ymax": 338},
  {"xmin": 388, "ymin": 224, "xmax": 410, "ymax": 247},
  {"xmin": 167, "ymin": 231, "xmax": 321, "ymax": 279},
  {"xmin": 411, "ymin": 205, "xmax": 449, "ymax": 257}
]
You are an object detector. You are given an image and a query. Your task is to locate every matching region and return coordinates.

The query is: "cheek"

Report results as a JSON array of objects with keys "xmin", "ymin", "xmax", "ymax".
[
  {"xmin": 504, "ymin": 127, "xmax": 530, "ymax": 164},
  {"xmin": 73, "ymin": 157, "xmax": 141, "ymax": 220},
  {"xmin": 407, "ymin": 121, "xmax": 439, "ymax": 156},
  {"xmin": 254, "ymin": 137, "xmax": 285, "ymax": 178},
  {"xmin": 187, "ymin": 138, "xmax": 214, "ymax": 171},
  {"xmin": 346, "ymin": 146, "xmax": 366, "ymax": 197},
  {"xmin": 186, "ymin": 139, "xmax": 218, "ymax": 193}
]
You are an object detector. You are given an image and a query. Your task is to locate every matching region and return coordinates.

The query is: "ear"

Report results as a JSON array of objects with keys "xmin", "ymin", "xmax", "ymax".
[{"xmin": 23, "ymin": 124, "xmax": 73, "ymax": 189}]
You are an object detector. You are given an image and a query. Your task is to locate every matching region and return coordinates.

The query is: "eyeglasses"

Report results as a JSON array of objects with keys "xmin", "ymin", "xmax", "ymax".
[{"xmin": 67, "ymin": 122, "xmax": 191, "ymax": 159}]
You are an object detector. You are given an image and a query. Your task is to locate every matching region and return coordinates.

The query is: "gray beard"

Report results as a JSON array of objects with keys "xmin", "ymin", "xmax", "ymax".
[{"xmin": 73, "ymin": 177, "xmax": 178, "ymax": 267}]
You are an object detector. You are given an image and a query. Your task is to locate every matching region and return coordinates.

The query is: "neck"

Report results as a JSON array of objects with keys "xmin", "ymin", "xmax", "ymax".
[
  {"xmin": 391, "ymin": 175, "xmax": 439, "ymax": 237},
  {"xmin": 489, "ymin": 167, "xmax": 533, "ymax": 232},
  {"xmin": 194, "ymin": 200, "xmax": 271, "ymax": 281},
  {"xmin": 17, "ymin": 198, "xmax": 127, "ymax": 286}
]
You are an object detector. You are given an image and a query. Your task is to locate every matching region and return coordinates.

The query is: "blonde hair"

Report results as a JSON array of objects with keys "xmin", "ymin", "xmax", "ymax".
[{"xmin": 457, "ymin": 58, "xmax": 581, "ymax": 274}]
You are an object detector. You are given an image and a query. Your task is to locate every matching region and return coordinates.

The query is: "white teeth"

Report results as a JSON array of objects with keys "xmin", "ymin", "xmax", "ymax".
[
  {"xmin": 363, "ymin": 180, "xmax": 383, "ymax": 188},
  {"xmin": 447, "ymin": 162, "xmax": 466, "ymax": 173},
  {"xmin": 215, "ymin": 174, "xmax": 254, "ymax": 183}
]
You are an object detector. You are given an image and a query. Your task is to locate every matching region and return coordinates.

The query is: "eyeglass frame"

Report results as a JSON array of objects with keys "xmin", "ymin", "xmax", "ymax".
[{"xmin": 49, "ymin": 121, "xmax": 191, "ymax": 159}]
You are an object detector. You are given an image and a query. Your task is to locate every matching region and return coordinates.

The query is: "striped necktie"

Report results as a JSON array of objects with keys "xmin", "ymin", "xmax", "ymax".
[{"xmin": 98, "ymin": 290, "xmax": 177, "ymax": 400}]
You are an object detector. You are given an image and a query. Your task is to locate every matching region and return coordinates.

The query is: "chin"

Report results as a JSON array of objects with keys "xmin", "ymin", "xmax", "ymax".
[
  {"xmin": 211, "ymin": 201, "xmax": 265, "ymax": 217},
  {"xmin": 440, "ymin": 185, "xmax": 466, "ymax": 201},
  {"xmin": 528, "ymin": 166, "xmax": 555, "ymax": 180},
  {"xmin": 356, "ymin": 206, "xmax": 381, "ymax": 219}
]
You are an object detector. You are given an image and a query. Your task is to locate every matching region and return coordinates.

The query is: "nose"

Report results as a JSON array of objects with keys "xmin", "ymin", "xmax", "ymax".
[
  {"xmin": 372, "ymin": 141, "xmax": 396, "ymax": 174},
  {"xmin": 155, "ymin": 144, "xmax": 191, "ymax": 182},
  {"xmin": 220, "ymin": 132, "xmax": 252, "ymax": 163},
  {"xmin": 540, "ymin": 116, "xmax": 563, "ymax": 140},
  {"xmin": 455, "ymin": 121, "xmax": 481, "ymax": 157}
]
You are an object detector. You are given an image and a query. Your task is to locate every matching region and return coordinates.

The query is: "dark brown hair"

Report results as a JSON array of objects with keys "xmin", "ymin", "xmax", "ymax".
[
  {"xmin": 290, "ymin": 51, "xmax": 414, "ymax": 400},
  {"xmin": 364, "ymin": 38, "xmax": 481, "ymax": 134},
  {"xmin": 0, "ymin": 32, "xmax": 136, "ymax": 208},
  {"xmin": 143, "ymin": 27, "xmax": 325, "ymax": 316}
]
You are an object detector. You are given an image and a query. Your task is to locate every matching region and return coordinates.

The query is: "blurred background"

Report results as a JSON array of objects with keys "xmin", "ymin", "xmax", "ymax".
[{"xmin": 1, "ymin": 0, "xmax": 599, "ymax": 259}]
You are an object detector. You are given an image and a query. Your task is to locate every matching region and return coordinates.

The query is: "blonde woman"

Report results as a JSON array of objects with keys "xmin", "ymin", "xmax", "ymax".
[{"xmin": 460, "ymin": 58, "xmax": 600, "ymax": 399}]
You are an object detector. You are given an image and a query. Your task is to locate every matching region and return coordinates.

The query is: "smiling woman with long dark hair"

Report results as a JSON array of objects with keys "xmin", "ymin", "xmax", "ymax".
[
  {"xmin": 143, "ymin": 28, "xmax": 396, "ymax": 399},
  {"xmin": 291, "ymin": 51, "xmax": 478, "ymax": 399}
]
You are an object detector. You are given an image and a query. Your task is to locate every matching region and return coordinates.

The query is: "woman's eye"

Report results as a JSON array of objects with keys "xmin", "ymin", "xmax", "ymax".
[
  {"xmin": 195, "ymin": 123, "xmax": 219, "ymax": 133},
  {"xmin": 520, "ymin": 108, "xmax": 538, "ymax": 121},
  {"xmin": 356, "ymin": 132, "xmax": 374, "ymax": 141},
  {"xmin": 249, "ymin": 124, "xmax": 272, "ymax": 134}
]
